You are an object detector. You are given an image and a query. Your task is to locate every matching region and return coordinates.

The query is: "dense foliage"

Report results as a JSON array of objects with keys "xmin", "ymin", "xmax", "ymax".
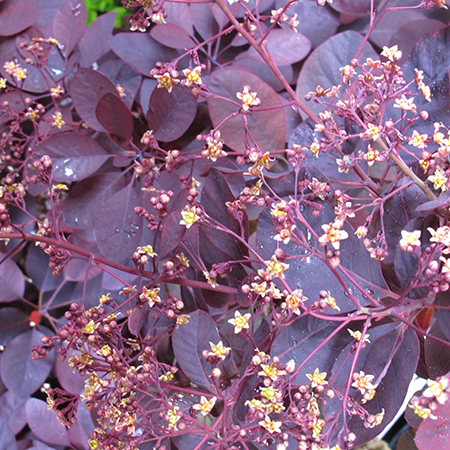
[{"xmin": 1, "ymin": 0, "xmax": 450, "ymax": 449}]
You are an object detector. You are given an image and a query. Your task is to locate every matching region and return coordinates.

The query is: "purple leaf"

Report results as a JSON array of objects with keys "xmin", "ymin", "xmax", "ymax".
[
  {"xmin": 425, "ymin": 321, "xmax": 450, "ymax": 379},
  {"xmin": 172, "ymin": 310, "xmax": 220, "ymax": 392},
  {"xmin": 25, "ymin": 245, "xmax": 61, "ymax": 292},
  {"xmin": 158, "ymin": 211, "xmax": 186, "ymax": 260},
  {"xmin": 55, "ymin": 349, "xmax": 87, "ymax": 394},
  {"xmin": 139, "ymin": 78, "xmax": 157, "ymax": 115},
  {"xmin": 190, "ymin": 3, "xmax": 218, "ymax": 40},
  {"xmin": 94, "ymin": 184, "xmax": 143, "ymax": 262},
  {"xmin": 415, "ymin": 396, "xmax": 450, "ymax": 450},
  {"xmin": 62, "ymin": 172, "xmax": 125, "ymax": 230},
  {"xmin": 96, "ymin": 93, "xmax": 134, "ymax": 140},
  {"xmin": 296, "ymin": 31, "xmax": 377, "ymax": 119},
  {"xmin": 0, "ymin": 1, "xmax": 40, "ymax": 36},
  {"xmin": 69, "ymin": 67, "xmax": 119, "ymax": 132},
  {"xmin": 0, "ymin": 307, "xmax": 29, "ymax": 346},
  {"xmin": 150, "ymin": 23, "xmax": 195, "ymax": 49},
  {"xmin": 1, "ymin": 329, "xmax": 55, "ymax": 398},
  {"xmin": 79, "ymin": 11, "xmax": 115, "ymax": 67},
  {"xmin": 246, "ymin": 29, "xmax": 311, "ymax": 66},
  {"xmin": 275, "ymin": 0, "xmax": 339, "ymax": 48},
  {"xmin": 0, "ymin": 418, "xmax": 16, "ymax": 450},
  {"xmin": 0, "ymin": 390, "xmax": 28, "ymax": 434},
  {"xmin": 110, "ymin": 32, "xmax": 177, "ymax": 76},
  {"xmin": 98, "ymin": 58, "xmax": 142, "ymax": 109},
  {"xmin": 164, "ymin": 1, "xmax": 194, "ymax": 35},
  {"xmin": 25, "ymin": 398, "xmax": 70, "ymax": 447},
  {"xmin": 53, "ymin": 0, "xmax": 87, "ymax": 57},
  {"xmin": 0, "ymin": 256, "xmax": 25, "ymax": 302},
  {"xmin": 36, "ymin": 134, "xmax": 110, "ymax": 182},
  {"xmin": 208, "ymin": 68, "xmax": 286, "ymax": 152},
  {"xmin": 128, "ymin": 303, "xmax": 149, "ymax": 337},
  {"xmin": 146, "ymin": 84, "xmax": 196, "ymax": 142},
  {"xmin": 67, "ymin": 402, "xmax": 95, "ymax": 450},
  {"xmin": 331, "ymin": 0, "xmax": 372, "ymax": 15},
  {"xmin": 435, "ymin": 291, "xmax": 450, "ymax": 342}
]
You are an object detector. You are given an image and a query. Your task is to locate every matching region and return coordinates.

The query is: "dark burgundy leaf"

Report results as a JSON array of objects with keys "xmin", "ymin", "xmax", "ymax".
[
  {"xmin": 150, "ymin": 23, "xmax": 195, "ymax": 49},
  {"xmin": 0, "ymin": 256, "xmax": 25, "ymax": 302},
  {"xmin": 276, "ymin": 0, "xmax": 339, "ymax": 48},
  {"xmin": 208, "ymin": 68, "xmax": 286, "ymax": 152},
  {"xmin": 25, "ymin": 245, "xmax": 62, "ymax": 292},
  {"xmin": 53, "ymin": 0, "xmax": 87, "ymax": 57},
  {"xmin": 416, "ymin": 190, "xmax": 450, "ymax": 212},
  {"xmin": 164, "ymin": 1, "xmax": 194, "ymax": 34},
  {"xmin": 1, "ymin": 329, "xmax": 55, "ymax": 398},
  {"xmin": 79, "ymin": 11, "xmax": 116, "ymax": 67},
  {"xmin": 0, "ymin": 307, "xmax": 29, "ymax": 346},
  {"xmin": 36, "ymin": 134, "xmax": 110, "ymax": 182},
  {"xmin": 26, "ymin": 398, "xmax": 70, "ymax": 447},
  {"xmin": 415, "ymin": 398, "xmax": 450, "ymax": 450},
  {"xmin": 232, "ymin": 56, "xmax": 293, "ymax": 92},
  {"xmin": 158, "ymin": 211, "xmax": 186, "ymax": 260},
  {"xmin": 190, "ymin": 2, "xmax": 218, "ymax": 40},
  {"xmin": 139, "ymin": 78, "xmax": 157, "ymax": 115},
  {"xmin": 146, "ymin": 84, "xmax": 196, "ymax": 142},
  {"xmin": 172, "ymin": 310, "xmax": 220, "ymax": 392},
  {"xmin": 67, "ymin": 402, "xmax": 95, "ymax": 450},
  {"xmin": 94, "ymin": 184, "xmax": 143, "ymax": 262},
  {"xmin": 69, "ymin": 67, "xmax": 119, "ymax": 132},
  {"xmin": 63, "ymin": 172, "xmax": 124, "ymax": 230},
  {"xmin": 55, "ymin": 349, "xmax": 87, "ymax": 394},
  {"xmin": 0, "ymin": 418, "xmax": 16, "ymax": 450},
  {"xmin": 96, "ymin": 93, "xmax": 134, "ymax": 140},
  {"xmin": 331, "ymin": 0, "xmax": 372, "ymax": 15},
  {"xmin": 296, "ymin": 31, "xmax": 377, "ymax": 119},
  {"xmin": 128, "ymin": 303, "xmax": 149, "ymax": 337},
  {"xmin": 0, "ymin": 1, "xmax": 40, "ymax": 36},
  {"xmin": 425, "ymin": 321, "xmax": 450, "ymax": 379},
  {"xmin": 402, "ymin": 26, "xmax": 450, "ymax": 141},
  {"xmin": 110, "ymin": 32, "xmax": 177, "ymax": 76},
  {"xmin": 32, "ymin": 0, "xmax": 68, "ymax": 35},
  {"xmin": 246, "ymin": 29, "xmax": 311, "ymax": 66},
  {"xmin": 98, "ymin": 58, "xmax": 142, "ymax": 109},
  {"xmin": 272, "ymin": 315, "xmax": 352, "ymax": 385},
  {"xmin": 435, "ymin": 291, "xmax": 450, "ymax": 342},
  {"xmin": 0, "ymin": 390, "xmax": 28, "ymax": 434},
  {"xmin": 398, "ymin": 428, "xmax": 419, "ymax": 450}
]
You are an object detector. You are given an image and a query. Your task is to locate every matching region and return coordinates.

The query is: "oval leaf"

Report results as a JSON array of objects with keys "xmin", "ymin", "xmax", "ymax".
[
  {"xmin": 0, "ymin": 1, "xmax": 40, "ymax": 36},
  {"xmin": 146, "ymin": 84, "xmax": 196, "ymax": 142},
  {"xmin": 26, "ymin": 398, "xmax": 70, "ymax": 447},
  {"xmin": 296, "ymin": 30, "xmax": 377, "ymax": 119},
  {"xmin": 110, "ymin": 32, "xmax": 177, "ymax": 76},
  {"xmin": 69, "ymin": 67, "xmax": 119, "ymax": 132},
  {"xmin": 0, "ymin": 257, "xmax": 25, "ymax": 302},
  {"xmin": 172, "ymin": 310, "xmax": 220, "ymax": 392},
  {"xmin": 36, "ymin": 134, "xmax": 109, "ymax": 182},
  {"xmin": 1, "ymin": 329, "xmax": 55, "ymax": 398},
  {"xmin": 94, "ymin": 184, "xmax": 143, "ymax": 262},
  {"xmin": 150, "ymin": 23, "xmax": 195, "ymax": 49},
  {"xmin": 208, "ymin": 68, "xmax": 286, "ymax": 152},
  {"xmin": 415, "ymin": 398, "xmax": 450, "ymax": 450},
  {"xmin": 0, "ymin": 418, "xmax": 16, "ymax": 450},
  {"xmin": 79, "ymin": 11, "xmax": 116, "ymax": 67},
  {"xmin": 96, "ymin": 93, "xmax": 133, "ymax": 140},
  {"xmin": 0, "ymin": 390, "xmax": 28, "ymax": 434},
  {"xmin": 53, "ymin": 0, "xmax": 87, "ymax": 56}
]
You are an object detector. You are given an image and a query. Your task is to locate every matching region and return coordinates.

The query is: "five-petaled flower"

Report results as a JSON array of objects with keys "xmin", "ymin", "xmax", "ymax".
[
  {"xmin": 236, "ymin": 85, "xmax": 261, "ymax": 112},
  {"xmin": 180, "ymin": 205, "xmax": 200, "ymax": 228},
  {"xmin": 208, "ymin": 341, "xmax": 231, "ymax": 360},
  {"xmin": 228, "ymin": 310, "xmax": 251, "ymax": 334},
  {"xmin": 139, "ymin": 286, "xmax": 161, "ymax": 307},
  {"xmin": 192, "ymin": 396, "xmax": 217, "ymax": 416},
  {"xmin": 381, "ymin": 45, "xmax": 402, "ymax": 61},
  {"xmin": 399, "ymin": 230, "xmax": 421, "ymax": 251},
  {"xmin": 318, "ymin": 220, "xmax": 349, "ymax": 250},
  {"xmin": 154, "ymin": 72, "xmax": 180, "ymax": 93},
  {"xmin": 306, "ymin": 368, "xmax": 328, "ymax": 387},
  {"xmin": 183, "ymin": 66, "xmax": 202, "ymax": 87},
  {"xmin": 352, "ymin": 371, "xmax": 375, "ymax": 395},
  {"xmin": 259, "ymin": 416, "xmax": 282, "ymax": 434},
  {"xmin": 428, "ymin": 167, "xmax": 448, "ymax": 192}
]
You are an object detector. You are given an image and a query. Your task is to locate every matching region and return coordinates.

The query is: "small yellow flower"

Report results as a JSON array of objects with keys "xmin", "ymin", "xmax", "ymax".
[
  {"xmin": 381, "ymin": 45, "xmax": 402, "ymax": 61},
  {"xmin": 180, "ymin": 205, "xmax": 199, "ymax": 228},
  {"xmin": 82, "ymin": 320, "xmax": 98, "ymax": 334},
  {"xmin": 423, "ymin": 378, "xmax": 449, "ymax": 404},
  {"xmin": 176, "ymin": 252, "xmax": 190, "ymax": 267},
  {"xmin": 52, "ymin": 112, "xmax": 65, "ymax": 129},
  {"xmin": 202, "ymin": 130, "xmax": 226, "ymax": 162},
  {"xmin": 428, "ymin": 167, "xmax": 447, "ymax": 192},
  {"xmin": 154, "ymin": 72, "xmax": 180, "ymax": 93},
  {"xmin": 208, "ymin": 341, "xmax": 230, "ymax": 360},
  {"xmin": 352, "ymin": 371, "xmax": 375, "ymax": 395},
  {"xmin": 347, "ymin": 329, "xmax": 370, "ymax": 343},
  {"xmin": 0, "ymin": 78, "xmax": 6, "ymax": 89},
  {"xmin": 409, "ymin": 130, "xmax": 428, "ymax": 149},
  {"xmin": 318, "ymin": 220, "xmax": 349, "ymax": 250},
  {"xmin": 365, "ymin": 123, "xmax": 381, "ymax": 141},
  {"xmin": 140, "ymin": 245, "xmax": 157, "ymax": 257},
  {"xmin": 176, "ymin": 314, "xmax": 190, "ymax": 328},
  {"xmin": 13, "ymin": 67, "xmax": 27, "ymax": 81},
  {"xmin": 258, "ymin": 363, "xmax": 286, "ymax": 381},
  {"xmin": 228, "ymin": 310, "xmax": 251, "ymax": 334},
  {"xmin": 266, "ymin": 255, "xmax": 289, "ymax": 279},
  {"xmin": 399, "ymin": 230, "xmax": 421, "ymax": 251},
  {"xmin": 284, "ymin": 289, "xmax": 305, "ymax": 315},
  {"xmin": 394, "ymin": 94, "xmax": 417, "ymax": 113},
  {"xmin": 183, "ymin": 66, "xmax": 202, "ymax": 87},
  {"xmin": 50, "ymin": 85, "xmax": 64, "ymax": 98},
  {"xmin": 258, "ymin": 416, "xmax": 282, "ymax": 434},
  {"xmin": 192, "ymin": 396, "xmax": 217, "ymax": 416},
  {"xmin": 166, "ymin": 406, "xmax": 181, "ymax": 429},
  {"xmin": 306, "ymin": 368, "xmax": 328, "ymax": 387},
  {"xmin": 236, "ymin": 85, "xmax": 261, "ymax": 112},
  {"xmin": 139, "ymin": 286, "xmax": 161, "ymax": 307}
]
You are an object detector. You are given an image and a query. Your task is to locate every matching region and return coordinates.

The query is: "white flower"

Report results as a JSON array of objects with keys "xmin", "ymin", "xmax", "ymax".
[{"xmin": 228, "ymin": 310, "xmax": 251, "ymax": 334}]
